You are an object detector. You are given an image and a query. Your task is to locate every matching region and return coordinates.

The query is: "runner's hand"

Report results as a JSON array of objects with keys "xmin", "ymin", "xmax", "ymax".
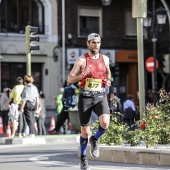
[
  {"xmin": 80, "ymin": 68, "xmax": 90, "ymax": 79},
  {"xmin": 104, "ymin": 79, "xmax": 111, "ymax": 86}
]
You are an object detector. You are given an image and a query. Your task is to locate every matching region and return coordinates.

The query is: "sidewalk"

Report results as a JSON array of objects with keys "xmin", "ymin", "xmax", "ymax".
[
  {"xmin": 0, "ymin": 134, "xmax": 80, "ymax": 145},
  {"xmin": 1, "ymin": 134, "xmax": 170, "ymax": 166}
]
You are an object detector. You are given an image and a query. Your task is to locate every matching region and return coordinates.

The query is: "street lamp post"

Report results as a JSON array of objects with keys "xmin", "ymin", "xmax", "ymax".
[
  {"xmin": 152, "ymin": 0, "xmax": 158, "ymax": 105},
  {"xmin": 0, "ymin": 55, "xmax": 3, "ymax": 93},
  {"xmin": 62, "ymin": 0, "xmax": 66, "ymax": 84},
  {"xmin": 144, "ymin": 0, "xmax": 167, "ymax": 105},
  {"xmin": 132, "ymin": 0, "xmax": 147, "ymax": 120}
]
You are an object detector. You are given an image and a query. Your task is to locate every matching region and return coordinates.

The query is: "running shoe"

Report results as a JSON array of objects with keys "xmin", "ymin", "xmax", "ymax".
[
  {"xmin": 80, "ymin": 157, "xmax": 90, "ymax": 170},
  {"xmin": 89, "ymin": 136, "xmax": 99, "ymax": 158}
]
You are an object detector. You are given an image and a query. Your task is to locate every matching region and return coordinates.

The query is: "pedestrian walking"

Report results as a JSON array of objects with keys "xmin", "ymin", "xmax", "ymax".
[
  {"xmin": 67, "ymin": 33, "xmax": 111, "ymax": 170},
  {"xmin": 7, "ymin": 77, "xmax": 25, "ymax": 138},
  {"xmin": 21, "ymin": 75, "xmax": 39, "ymax": 138},
  {"xmin": 48, "ymin": 83, "xmax": 78, "ymax": 134}
]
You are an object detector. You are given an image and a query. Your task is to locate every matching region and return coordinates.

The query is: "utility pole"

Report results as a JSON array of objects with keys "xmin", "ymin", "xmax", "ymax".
[{"xmin": 132, "ymin": 0, "xmax": 147, "ymax": 119}]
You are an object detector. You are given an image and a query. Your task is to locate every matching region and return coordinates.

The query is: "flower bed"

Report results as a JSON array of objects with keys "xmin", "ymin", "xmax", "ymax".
[{"xmin": 91, "ymin": 89, "xmax": 170, "ymax": 148}]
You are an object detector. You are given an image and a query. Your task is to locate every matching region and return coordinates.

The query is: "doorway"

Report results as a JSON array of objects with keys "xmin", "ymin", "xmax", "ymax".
[{"xmin": 110, "ymin": 62, "xmax": 137, "ymax": 106}]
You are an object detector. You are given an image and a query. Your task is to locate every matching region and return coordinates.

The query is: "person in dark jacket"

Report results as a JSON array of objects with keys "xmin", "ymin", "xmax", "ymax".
[
  {"xmin": 48, "ymin": 83, "xmax": 78, "ymax": 134},
  {"xmin": 21, "ymin": 75, "xmax": 39, "ymax": 138},
  {"xmin": 123, "ymin": 94, "xmax": 136, "ymax": 131}
]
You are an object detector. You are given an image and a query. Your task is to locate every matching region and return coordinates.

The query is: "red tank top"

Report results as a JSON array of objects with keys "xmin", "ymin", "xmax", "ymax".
[{"xmin": 80, "ymin": 53, "xmax": 107, "ymax": 89}]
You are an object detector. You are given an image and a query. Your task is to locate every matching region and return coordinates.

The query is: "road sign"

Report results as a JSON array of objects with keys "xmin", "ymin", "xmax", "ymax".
[{"xmin": 145, "ymin": 56, "xmax": 159, "ymax": 72}]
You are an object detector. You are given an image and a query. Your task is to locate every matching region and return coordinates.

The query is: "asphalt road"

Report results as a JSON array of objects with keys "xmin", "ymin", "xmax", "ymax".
[{"xmin": 0, "ymin": 143, "xmax": 170, "ymax": 170}]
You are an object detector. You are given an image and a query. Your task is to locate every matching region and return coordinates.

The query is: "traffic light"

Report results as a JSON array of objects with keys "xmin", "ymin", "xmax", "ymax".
[
  {"xmin": 25, "ymin": 25, "xmax": 39, "ymax": 75},
  {"xmin": 25, "ymin": 25, "xmax": 39, "ymax": 54},
  {"xmin": 110, "ymin": 63, "xmax": 120, "ymax": 85},
  {"xmin": 113, "ymin": 63, "xmax": 120, "ymax": 77}
]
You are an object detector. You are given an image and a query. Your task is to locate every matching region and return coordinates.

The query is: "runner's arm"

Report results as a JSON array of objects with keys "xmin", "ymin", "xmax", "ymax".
[
  {"xmin": 106, "ymin": 64, "xmax": 111, "ymax": 80},
  {"xmin": 67, "ymin": 57, "xmax": 83, "ymax": 84},
  {"xmin": 104, "ymin": 56, "xmax": 112, "ymax": 86}
]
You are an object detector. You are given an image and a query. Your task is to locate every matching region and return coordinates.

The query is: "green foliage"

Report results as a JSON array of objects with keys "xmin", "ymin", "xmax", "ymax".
[
  {"xmin": 90, "ymin": 89, "xmax": 170, "ymax": 147},
  {"xmin": 138, "ymin": 89, "xmax": 170, "ymax": 147},
  {"xmin": 91, "ymin": 112, "xmax": 129, "ymax": 145},
  {"xmin": 123, "ymin": 129, "xmax": 141, "ymax": 146}
]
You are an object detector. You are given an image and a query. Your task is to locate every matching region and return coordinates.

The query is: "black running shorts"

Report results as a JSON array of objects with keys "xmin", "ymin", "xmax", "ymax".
[{"xmin": 78, "ymin": 94, "xmax": 110, "ymax": 126}]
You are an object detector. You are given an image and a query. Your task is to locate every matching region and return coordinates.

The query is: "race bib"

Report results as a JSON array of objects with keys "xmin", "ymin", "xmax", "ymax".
[{"xmin": 85, "ymin": 78, "xmax": 102, "ymax": 91}]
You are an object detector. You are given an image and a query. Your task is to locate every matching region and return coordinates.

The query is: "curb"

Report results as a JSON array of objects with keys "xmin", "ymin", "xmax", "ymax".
[
  {"xmin": 78, "ymin": 145, "xmax": 170, "ymax": 166},
  {"xmin": 0, "ymin": 134, "xmax": 80, "ymax": 145},
  {"xmin": 1, "ymin": 134, "xmax": 170, "ymax": 166}
]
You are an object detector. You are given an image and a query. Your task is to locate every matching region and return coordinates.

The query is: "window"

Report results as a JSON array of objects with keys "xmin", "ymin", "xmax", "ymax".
[
  {"xmin": 125, "ymin": 10, "xmax": 137, "ymax": 38},
  {"xmin": 0, "ymin": 0, "xmax": 44, "ymax": 33},
  {"xmin": 78, "ymin": 7, "xmax": 102, "ymax": 37},
  {"xmin": 1, "ymin": 63, "xmax": 42, "ymax": 91}
]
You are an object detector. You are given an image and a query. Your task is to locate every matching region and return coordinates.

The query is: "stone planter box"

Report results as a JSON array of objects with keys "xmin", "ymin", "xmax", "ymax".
[
  {"xmin": 78, "ymin": 144, "xmax": 170, "ymax": 166},
  {"xmin": 68, "ymin": 110, "xmax": 81, "ymax": 133}
]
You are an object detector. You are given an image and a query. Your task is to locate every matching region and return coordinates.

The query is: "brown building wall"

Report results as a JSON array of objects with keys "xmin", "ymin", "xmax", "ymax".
[
  {"xmin": 57, "ymin": 0, "xmax": 170, "ymax": 105},
  {"xmin": 58, "ymin": 0, "xmax": 170, "ymax": 49},
  {"xmin": 58, "ymin": 0, "xmax": 137, "ymax": 49}
]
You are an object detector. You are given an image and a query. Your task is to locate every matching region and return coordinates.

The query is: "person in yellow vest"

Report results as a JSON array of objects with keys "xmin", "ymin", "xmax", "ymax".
[
  {"xmin": 55, "ymin": 87, "xmax": 64, "ymax": 115},
  {"xmin": 8, "ymin": 77, "xmax": 24, "ymax": 138}
]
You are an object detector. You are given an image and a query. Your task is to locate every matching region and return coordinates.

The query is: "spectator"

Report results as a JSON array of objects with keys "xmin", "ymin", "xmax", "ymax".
[
  {"xmin": 146, "ymin": 89, "xmax": 154, "ymax": 103},
  {"xmin": 35, "ymin": 92, "xmax": 47, "ymax": 135},
  {"xmin": 7, "ymin": 77, "xmax": 25, "ymax": 138},
  {"xmin": 135, "ymin": 91, "xmax": 140, "ymax": 121},
  {"xmin": 110, "ymin": 93, "xmax": 122, "ymax": 121},
  {"xmin": 21, "ymin": 75, "xmax": 39, "ymax": 138},
  {"xmin": 48, "ymin": 83, "xmax": 78, "ymax": 135},
  {"xmin": 123, "ymin": 94, "xmax": 136, "ymax": 131},
  {"xmin": 17, "ymin": 111, "xmax": 28, "ymax": 138},
  {"xmin": 0, "ymin": 88, "xmax": 10, "ymax": 134},
  {"xmin": 55, "ymin": 87, "xmax": 65, "ymax": 133},
  {"xmin": 55, "ymin": 87, "xmax": 64, "ymax": 115}
]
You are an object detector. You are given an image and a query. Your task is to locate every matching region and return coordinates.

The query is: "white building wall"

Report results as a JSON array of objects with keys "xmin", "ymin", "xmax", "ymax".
[{"xmin": 0, "ymin": 0, "xmax": 62, "ymax": 107}]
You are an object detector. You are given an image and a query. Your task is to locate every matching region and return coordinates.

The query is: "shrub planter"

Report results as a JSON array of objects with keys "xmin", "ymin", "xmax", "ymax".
[{"xmin": 68, "ymin": 109, "xmax": 81, "ymax": 133}]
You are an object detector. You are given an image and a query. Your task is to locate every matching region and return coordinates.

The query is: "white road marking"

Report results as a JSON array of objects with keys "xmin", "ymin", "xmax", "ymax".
[
  {"xmin": 29, "ymin": 152, "xmax": 116, "ymax": 169},
  {"xmin": 29, "ymin": 153, "xmax": 165, "ymax": 170}
]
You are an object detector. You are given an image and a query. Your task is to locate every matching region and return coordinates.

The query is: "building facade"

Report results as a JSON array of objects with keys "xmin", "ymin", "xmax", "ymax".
[
  {"xmin": 0, "ymin": 0, "xmax": 170, "ymax": 107},
  {"xmin": 0, "ymin": 0, "xmax": 62, "ymax": 107},
  {"xmin": 57, "ymin": 0, "xmax": 170, "ymax": 104}
]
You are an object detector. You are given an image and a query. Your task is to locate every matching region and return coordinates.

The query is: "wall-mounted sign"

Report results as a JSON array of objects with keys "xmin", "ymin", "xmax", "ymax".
[
  {"xmin": 100, "ymin": 49, "xmax": 115, "ymax": 65},
  {"xmin": 67, "ymin": 48, "xmax": 79, "ymax": 64},
  {"xmin": 67, "ymin": 48, "xmax": 115, "ymax": 65}
]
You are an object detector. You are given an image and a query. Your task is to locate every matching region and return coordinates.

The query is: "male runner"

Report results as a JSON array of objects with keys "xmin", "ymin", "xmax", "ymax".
[{"xmin": 67, "ymin": 33, "xmax": 111, "ymax": 170}]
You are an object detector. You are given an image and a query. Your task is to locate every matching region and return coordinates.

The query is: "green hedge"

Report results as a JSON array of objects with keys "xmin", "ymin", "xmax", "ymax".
[{"xmin": 91, "ymin": 89, "xmax": 170, "ymax": 147}]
